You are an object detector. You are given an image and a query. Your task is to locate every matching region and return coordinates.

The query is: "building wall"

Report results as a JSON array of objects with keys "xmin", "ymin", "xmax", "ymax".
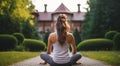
[
  {"xmin": 36, "ymin": 13, "xmax": 82, "ymax": 33},
  {"xmin": 36, "ymin": 21, "xmax": 82, "ymax": 33},
  {"xmin": 36, "ymin": 22, "xmax": 53, "ymax": 33}
]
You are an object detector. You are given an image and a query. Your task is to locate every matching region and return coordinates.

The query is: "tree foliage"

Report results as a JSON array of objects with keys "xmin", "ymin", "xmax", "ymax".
[
  {"xmin": 73, "ymin": 28, "xmax": 81, "ymax": 46},
  {"xmin": 43, "ymin": 29, "xmax": 50, "ymax": 45},
  {"xmin": 113, "ymin": 33, "xmax": 120, "ymax": 50},
  {"xmin": 22, "ymin": 20, "xmax": 34, "ymax": 38},
  {"xmin": 0, "ymin": 0, "xmax": 34, "ymax": 34},
  {"xmin": 81, "ymin": 0, "xmax": 120, "ymax": 40}
]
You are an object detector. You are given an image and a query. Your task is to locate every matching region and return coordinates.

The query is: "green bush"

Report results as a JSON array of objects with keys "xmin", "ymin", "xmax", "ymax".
[
  {"xmin": 43, "ymin": 29, "xmax": 50, "ymax": 45},
  {"xmin": 77, "ymin": 39, "xmax": 113, "ymax": 51},
  {"xmin": 14, "ymin": 45, "xmax": 25, "ymax": 51},
  {"xmin": 22, "ymin": 21, "xmax": 34, "ymax": 38},
  {"xmin": 32, "ymin": 31, "xmax": 42, "ymax": 40},
  {"xmin": 23, "ymin": 39, "xmax": 46, "ymax": 51},
  {"xmin": 105, "ymin": 31, "xmax": 118, "ymax": 40},
  {"xmin": 13, "ymin": 33, "xmax": 24, "ymax": 45},
  {"xmin": 73, "ymin": 28, "xmax": 81, "ymax": 46},
  {"xmin": 0, "ymin": 34, "xmax": 17, "ymax": 51},
  {"xmin": 113, "ymin": 33, "xmax": 120, "ymax": 50}
]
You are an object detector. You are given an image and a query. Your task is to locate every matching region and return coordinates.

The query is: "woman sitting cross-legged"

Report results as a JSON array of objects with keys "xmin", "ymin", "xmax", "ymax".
[{"xmin": 40, "ymin": 14, "xmax": 82, "ymax": 66}]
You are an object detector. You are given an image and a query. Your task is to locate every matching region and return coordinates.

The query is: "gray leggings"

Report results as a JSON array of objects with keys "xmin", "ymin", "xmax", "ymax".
[{"xmin": 40, "ymin": 53, "xmax": 82, "ymax": 66}]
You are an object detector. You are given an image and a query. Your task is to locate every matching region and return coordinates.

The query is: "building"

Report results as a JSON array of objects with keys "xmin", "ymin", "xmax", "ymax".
[{"xmin": 32, "ymin": 3, "xmax": 86, "ymax": 34}]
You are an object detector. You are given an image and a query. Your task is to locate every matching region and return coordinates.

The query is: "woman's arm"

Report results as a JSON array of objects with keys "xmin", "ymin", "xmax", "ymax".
[
  {"xmin": 68, "ymin": 33, "xmax": 76, "ymax": 54},
  {"xmin": 47, "ymin": 33, "xmax": 53, "ymax": 54}
]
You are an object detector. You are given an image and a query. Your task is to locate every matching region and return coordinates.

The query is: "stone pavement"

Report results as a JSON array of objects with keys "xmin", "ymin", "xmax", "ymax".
[{"xmin": 10, "ymin": 55, "xmax": 111, "ymax": 66}]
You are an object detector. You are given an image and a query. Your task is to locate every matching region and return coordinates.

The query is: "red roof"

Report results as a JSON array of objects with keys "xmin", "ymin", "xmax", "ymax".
[
  {"xmin": 72, "ymin": 12, "xmax": 86, "ymax": 21},
  {"xmin": 36, "ymin": 3, "xmax": 86, "ymax": 21},
  {"xmin": 38, "ymin": 12, "xmax": 52, "ymax": 21},
  {"xmin": 54, "ymin": 3, "xmax": 70, "ymax": 13}
]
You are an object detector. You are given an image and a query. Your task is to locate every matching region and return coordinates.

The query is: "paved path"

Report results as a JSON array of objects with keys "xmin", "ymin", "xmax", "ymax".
[{"xmin": 10, "ymin": 55, "xmax": 111, "ymax": 66}]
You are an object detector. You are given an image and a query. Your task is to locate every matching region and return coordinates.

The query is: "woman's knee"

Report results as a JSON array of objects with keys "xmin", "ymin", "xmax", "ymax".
[
  {"xmin": 40, "ymin": 52, "xmax": 47, "ymax": 58},
  {"xmin": 70, "ymin": 53, "xmax": 82, "ymax": 64},
  {"xmin": 76, "ymin": 54, "xmax": 82, "ymax": 59}
]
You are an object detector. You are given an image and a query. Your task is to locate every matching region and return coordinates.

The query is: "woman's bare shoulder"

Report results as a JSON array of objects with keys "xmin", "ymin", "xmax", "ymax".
[
  {"xmin": 49, "ymin": 32, "xmax": 56, "ymax": 43},
  {"xmin": 67, "ymin": 32, "xmax": 73, "ymax": 37},
  {"xmin": 67, "ymin": 32, "xmax": 74, "ymax": 43},
  {"xmin": 49, "ymin": 32, "xmax": 56, "ymax": 36}
]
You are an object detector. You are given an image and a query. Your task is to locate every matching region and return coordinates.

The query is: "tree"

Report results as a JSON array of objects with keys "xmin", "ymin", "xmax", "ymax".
[
  {"xmin": 0, "ymin": 0, "xmax": 34, "ymax": 34},
  {"xmin": 73, "ymin": 28, "xmax": 81, "ymax": 46},
  {"xmin": 81, "ymin": 0, "xmax": 97, "ymax": 39},
  {"xmin": 22, "ymin": 20, "xmax": 34, "ymax": 38},
  {"xmin": 43, "ymin": 29, "xmax": 50, "ymax": 45},
  {"xmin": 32, "ymin": 25, "xmax": 42, "ymax": 40},
  {"xmin": 81, "ymin": 0, "xmax": 120, "ymax": 40}
]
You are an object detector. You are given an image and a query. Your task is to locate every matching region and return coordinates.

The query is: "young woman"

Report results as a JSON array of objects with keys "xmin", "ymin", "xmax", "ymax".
[{"xmin": 40, "ymin": 14, "xmax": 82, "ymax": 66}]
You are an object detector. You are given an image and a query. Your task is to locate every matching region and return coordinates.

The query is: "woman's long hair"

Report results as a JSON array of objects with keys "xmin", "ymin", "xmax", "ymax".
[{"xmin": 56, "ymin": 14, "xmax": 70, "ymax": 45}]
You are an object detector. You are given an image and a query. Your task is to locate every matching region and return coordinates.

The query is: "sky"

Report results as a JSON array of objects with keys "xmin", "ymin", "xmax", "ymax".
[{"xmin": 31, "ymin": 0, "xmax": 88, "ymax": 12}]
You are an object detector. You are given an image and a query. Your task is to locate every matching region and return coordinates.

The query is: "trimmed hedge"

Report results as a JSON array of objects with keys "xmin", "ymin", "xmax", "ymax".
[
  {"xmin": 0, "ymin": 34, "xmax": 17, "ymax": 51},
  {"xmin": 13, "ymin": 33, "xmax": 24, "ymax": 45},
  {"xmin": 14, "ymin": 45, "xmax": 25, "ymax": 51},
  {"xmin": 23, "ymin": 39, "xmax": 46, "ymax": 51},
  {"xmin": 113, "ymin": 33, "xmax": 120, "ymax": 50},
  {"xmin": 105, "ymin": 31, "xmax": 118, "ymax": 40},
  {"xmin": 77, "ymin": 39, "xmax": 113, "ymax": 51}
]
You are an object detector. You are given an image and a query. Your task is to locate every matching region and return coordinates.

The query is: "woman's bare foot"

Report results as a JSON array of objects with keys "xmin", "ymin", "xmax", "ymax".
[{"xmin": 39, "ymin": 61, "xmax": 47, "ymax": 65}]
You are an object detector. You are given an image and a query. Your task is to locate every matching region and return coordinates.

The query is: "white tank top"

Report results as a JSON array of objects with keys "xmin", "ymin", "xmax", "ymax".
[{"xmin": 53, "ymin": 34, "xmax": 70, "ymax": 64}]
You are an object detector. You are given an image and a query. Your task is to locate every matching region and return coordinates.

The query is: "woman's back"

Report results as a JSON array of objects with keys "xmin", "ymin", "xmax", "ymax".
[
  {"xmin": 52, "ymin": 32, "xmax": 70, "ymax": 64},
  {"xmin": 49, "ymin": 32, "xmax": 74, "ymax": 64}
]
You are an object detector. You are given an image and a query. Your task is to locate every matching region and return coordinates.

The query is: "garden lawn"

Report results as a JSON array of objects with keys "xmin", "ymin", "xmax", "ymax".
[
  {"xmin": 0, "ymin": 51, "xmax": 40, "ymax": 66},
  {"xmin": 81, "ymin": 51, "xmax": 120, "ymax": 66}
]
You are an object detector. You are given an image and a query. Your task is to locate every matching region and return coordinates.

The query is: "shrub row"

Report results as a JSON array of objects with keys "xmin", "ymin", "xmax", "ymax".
[
  {"xmin": 14, "ymin": 45, "xmax": 25, "ymax": 51},
  {"xmin": 23, "ymin": 39, "xmax": 46, "ymax": 51},
  {"xmin": 105, "ymin": 31, "xmax": 118, "ymax": 40},
  {"xmin": 13, "ymin": 33, "xmax": 24, "ymax": 45},
  {"xmin": 0, "ymin": 34, "xmax": 17, "ymax": 51},
  {"xmin": 112, "ymin": 33, "xmax": 120, "ymax": 50},
  {"xmin": 105, "ymin": 31, "xmax": 120, "ymax": 50},
  {"xmin": 0, "ymin": 33, "xmax": 46, "ymax": 51},
  {"xmin": 77, "ymin": 39, "xmax": 113, "ymax": 51},
  {"xmin": 77, "ymin": 31, "xmax": 120, "ymax": 51}
]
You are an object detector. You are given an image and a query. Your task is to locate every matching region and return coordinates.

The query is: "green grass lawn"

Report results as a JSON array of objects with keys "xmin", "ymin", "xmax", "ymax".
[
  {"xmin": 81, "ymin": 51, "xmax": 120, "ymax": 66},
  {"xmin": 0, "ymin": 51, "xmax": 119, "ymax": 66},
  {"xmin": 0, "ymin": 51, "xmax": 40, "ymax": 66}
]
